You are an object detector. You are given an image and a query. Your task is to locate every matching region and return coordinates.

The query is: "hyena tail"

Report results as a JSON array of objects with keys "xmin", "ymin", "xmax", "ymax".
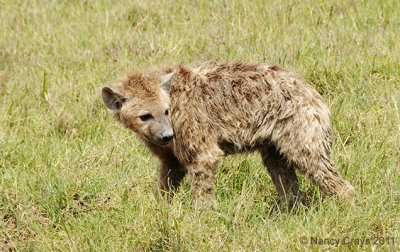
[
  {"xmin": 272, "ymin": 120, "xmax": 355, "ymax": 201},
  {"xmin": 293, "ymin": 154, "xmax": 355, "ymax": 201}
]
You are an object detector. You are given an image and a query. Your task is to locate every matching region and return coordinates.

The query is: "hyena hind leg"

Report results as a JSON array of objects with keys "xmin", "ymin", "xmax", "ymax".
[
  {"xmin": 260, "ymin": 146, "xmax": 304, "ymax": 212},
  {"xmin": 157, "ymin": 156, "xmax": 187, "ymax": 198}
]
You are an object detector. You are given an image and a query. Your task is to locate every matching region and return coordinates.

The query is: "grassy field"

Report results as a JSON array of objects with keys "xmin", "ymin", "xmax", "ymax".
[{"xmin": 1, "ymin": 0, "xmax": 399, "ymax": 250}]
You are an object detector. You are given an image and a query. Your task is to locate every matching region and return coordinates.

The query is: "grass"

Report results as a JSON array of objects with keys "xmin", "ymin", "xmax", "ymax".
[{"xmin": 0, "ymin": 0, "xmax": 399, "ymax": 250}]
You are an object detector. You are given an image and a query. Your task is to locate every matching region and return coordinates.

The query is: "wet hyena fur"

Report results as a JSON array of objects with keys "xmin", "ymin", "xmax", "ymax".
[{"xmin": 101, "ymin": 61, "xmax": 355, "ymax": 211}]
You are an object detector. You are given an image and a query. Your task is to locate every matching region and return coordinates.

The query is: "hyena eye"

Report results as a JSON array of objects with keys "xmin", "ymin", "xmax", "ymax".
[
  {"xmin": 140, "ymin": 114, "xmax": 153, "ymax": 121},
  {"xmin": 165, "ymin": 109, "xmax": 169, "ymax": 116}
]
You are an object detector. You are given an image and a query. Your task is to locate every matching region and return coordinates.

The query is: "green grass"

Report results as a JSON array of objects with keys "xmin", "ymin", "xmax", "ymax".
[{"xmin": 1, "ymin": 0, "xmax": 399, "ymax": 250}]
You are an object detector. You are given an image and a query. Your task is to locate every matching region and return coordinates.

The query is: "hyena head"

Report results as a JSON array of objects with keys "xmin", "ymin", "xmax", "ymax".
[{"xmin": 101, "ymin": 70, "xmax": 176, "ymax": 146}]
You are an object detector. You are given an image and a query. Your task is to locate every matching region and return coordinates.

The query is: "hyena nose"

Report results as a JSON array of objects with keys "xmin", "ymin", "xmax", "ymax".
[{"xmin": 161, "ymin": 132, "xmax": 174, "ymax": 142}]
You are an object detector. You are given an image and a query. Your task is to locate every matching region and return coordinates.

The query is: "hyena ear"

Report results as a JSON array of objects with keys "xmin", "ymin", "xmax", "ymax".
[
  {"xmin": 101, "ymin": 87, "xmax": 127, "ymax": 111},
  {"xmin": 160, "ymin": 71, "xmax": 176, "ymax": 94}
]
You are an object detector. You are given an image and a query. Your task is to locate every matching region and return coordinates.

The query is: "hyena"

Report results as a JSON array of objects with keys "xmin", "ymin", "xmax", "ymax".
[{"xmin": 101, "ymin": 61, "xmax": 355, "ymax": 211}]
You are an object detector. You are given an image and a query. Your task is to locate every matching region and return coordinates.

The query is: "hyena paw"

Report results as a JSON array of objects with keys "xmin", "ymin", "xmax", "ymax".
[
  {"xmin": 280, "ymin": 192, "xmax": 304, "ymax": 213},
  {"xmin": 192, "ymin": 193, "xmax": 216, "ymax": 211}
]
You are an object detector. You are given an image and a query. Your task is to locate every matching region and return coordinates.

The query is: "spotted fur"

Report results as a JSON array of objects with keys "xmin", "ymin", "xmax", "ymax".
[{"xmin": 102, "ymin": 61, "xmax": 355, "ymax": 211}]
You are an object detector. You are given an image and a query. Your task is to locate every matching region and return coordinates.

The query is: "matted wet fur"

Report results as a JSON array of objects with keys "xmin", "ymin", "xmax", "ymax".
[{"xmin": 101, "ymin": 61, "xmax": 355, "ymax": 211}]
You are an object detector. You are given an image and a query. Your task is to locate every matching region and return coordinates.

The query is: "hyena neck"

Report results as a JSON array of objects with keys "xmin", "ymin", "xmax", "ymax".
[{"xmin": 142, "ymin": 137, "xmax": 174, "ymax": 161}]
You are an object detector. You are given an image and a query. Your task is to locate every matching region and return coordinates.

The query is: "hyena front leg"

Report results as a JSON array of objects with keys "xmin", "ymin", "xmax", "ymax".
[
  {"xmin": 157, "ymin": 155, "xmax": 187, "ymax": 198},
  {"xmin": 185, "ymin": 148, "xmax": 221, "ymax": 210},
  {"xmin": 260, "ymin": 145, "xmax": 304, "ymax": 212}
]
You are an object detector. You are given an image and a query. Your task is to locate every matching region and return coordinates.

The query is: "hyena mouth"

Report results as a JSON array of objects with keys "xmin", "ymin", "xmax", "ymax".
[
  {"xmin": 144, "ymin": 135, "xmax": 173, "ymax": 146},
  {"xmin": 158, "ymin": 137, "xmax": 173, "ymax": 146}
]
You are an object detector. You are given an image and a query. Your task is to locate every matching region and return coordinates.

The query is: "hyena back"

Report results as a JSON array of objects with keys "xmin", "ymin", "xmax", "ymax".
[{"xmin": 102, "ymin": 61, "xmax": 355, "ymax": 211}]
